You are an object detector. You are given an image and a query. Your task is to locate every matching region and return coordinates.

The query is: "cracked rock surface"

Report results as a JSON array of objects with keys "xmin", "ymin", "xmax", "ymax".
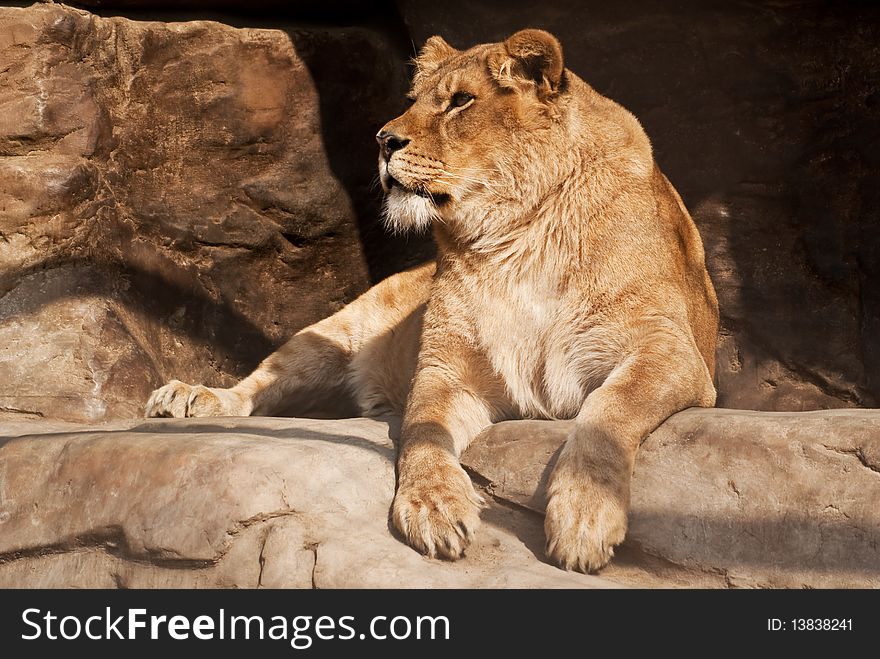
[{"xmin": 1, "ymin": 409, "xmax": 877, "ymax": 588}]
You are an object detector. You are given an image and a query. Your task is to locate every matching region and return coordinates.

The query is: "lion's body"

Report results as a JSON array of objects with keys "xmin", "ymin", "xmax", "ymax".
[{"xmin": 146, "ymin": 29, "xmax": 718, "ymax": 573}]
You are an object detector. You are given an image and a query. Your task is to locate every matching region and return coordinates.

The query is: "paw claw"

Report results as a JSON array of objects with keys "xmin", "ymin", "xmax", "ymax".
[
  {"xmin": 392, "ymin": 454, "xmax": 482, "ymax": 561},
  {"xmin": 145, "ymin": 381, "xmax": 247, "ymax": 418}
]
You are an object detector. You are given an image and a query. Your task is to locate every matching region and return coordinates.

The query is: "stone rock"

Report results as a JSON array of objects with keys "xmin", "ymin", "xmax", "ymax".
[
  {"xmin": 398, "ymin": 0, "xmax": 880, "ymax": 411},
  {"xmin": 465, "ymin": 408, "xmax": 880, "ymax": 588},
  {"xmin": 0, "ymin": 267, "xmax": 157, "ymax": 421},
  {"xmin": 0, "ymin": 416, "xmax": 617, "ymax": 588},
  {"xmin": 1, "ymin": 409, "xmax": 877, "ymax": 588},
  {"xmin": 0, "ymin": 3, "xmax": 432, "ymax": 423}
]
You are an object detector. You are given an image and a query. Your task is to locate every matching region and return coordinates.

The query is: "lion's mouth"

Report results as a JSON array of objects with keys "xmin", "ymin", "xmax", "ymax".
[
  {"xmin": 385, "ymin": 173, "xmax": 450, "ymax": 204},
  {"xmin": 416, "ymin": 188, "xmax": 450, "ymax": 205},
  {"xmin": 385, "ymin": 173, "xmax": 402, "ymax": 191}
]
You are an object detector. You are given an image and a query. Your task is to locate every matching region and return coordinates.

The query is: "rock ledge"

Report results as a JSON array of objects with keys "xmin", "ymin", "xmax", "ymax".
[{"xmin": 1, "ymin": 408, "xmax": 877, "ymax": 588}]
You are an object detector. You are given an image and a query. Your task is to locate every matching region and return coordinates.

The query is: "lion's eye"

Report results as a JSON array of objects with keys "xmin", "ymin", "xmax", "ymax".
[{"xmin": 448, "ymin": 92, "xmax": 475, "ymax": 111}]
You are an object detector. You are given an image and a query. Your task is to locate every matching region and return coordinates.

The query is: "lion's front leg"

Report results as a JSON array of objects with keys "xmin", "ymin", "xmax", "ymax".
[
  {"xmin": 143, "ymin": 327, "xmax": 350, "ymax": 419},
  {"xmin": 545, "ymin": 329, "xmax": 716, "ymax": 573},
  {"xmin": 144, "ymin": 262, "xmax": 434, "ymax": 419},
  {"xmin": 392, "ymin": 364, "xmax": 494, "ymax": 560},
  {"xmin": 544, "ymin": 420, "xmax": 630, "ymax": 573}
]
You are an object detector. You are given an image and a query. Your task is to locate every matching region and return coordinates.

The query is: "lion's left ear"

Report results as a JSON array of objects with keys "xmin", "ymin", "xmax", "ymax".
[
  {"xmin": 413, "ymin": 35, "xmax": 458, "ymax": 83},
  {"xmin": 490, "ymin": 29, "xmax": 564, "ymax": 99}
]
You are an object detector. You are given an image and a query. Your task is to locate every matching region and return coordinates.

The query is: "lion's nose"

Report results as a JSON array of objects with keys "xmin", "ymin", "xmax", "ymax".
[{"xmin": 376, "ymin": 130, "xmax": 410, "ymax": 160}]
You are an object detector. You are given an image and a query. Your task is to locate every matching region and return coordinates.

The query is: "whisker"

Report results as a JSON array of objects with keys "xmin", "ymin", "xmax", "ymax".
[
  {"xmin": 436, "ymin": 181, "xmax": 502, "ymax": 203},
  {"xmin": 416, "ymin": 183, "xmax": 447, "ymax": 224},
  {"xmin": 436, "ymin": 171, "xmax": 498, "ymax": 188}
]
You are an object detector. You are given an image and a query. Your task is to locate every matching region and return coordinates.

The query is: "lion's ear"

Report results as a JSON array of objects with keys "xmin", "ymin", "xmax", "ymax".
[
  {"xmin": 490, "ymin": 29, "xmax": 564, "ymax": 99},
  {"xmin": 413, "ymin": 36, "xmax": 458, "ymax": 81}
]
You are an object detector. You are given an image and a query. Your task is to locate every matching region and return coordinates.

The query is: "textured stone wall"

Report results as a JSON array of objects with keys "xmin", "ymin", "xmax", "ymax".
[
  {"xmin": 1, "ymin": 1, "xmax": 876, "ymax": 421},
  {"xmin": 0, "ymin": 3, "xmax": 430, "ymax": 421}
]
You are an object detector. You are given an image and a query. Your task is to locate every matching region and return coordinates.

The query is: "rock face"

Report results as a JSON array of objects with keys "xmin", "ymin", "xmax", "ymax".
[
  {"xmin": 467, "ymin": 409, "xmax": 880, "ymax": 588},
  {"xmin": 1, "ymin": 409, "xmax": 877, "ymax": 588},
  {"xmin": 0, "ymin": 3, "xmax": 430, "ymax": 423}
]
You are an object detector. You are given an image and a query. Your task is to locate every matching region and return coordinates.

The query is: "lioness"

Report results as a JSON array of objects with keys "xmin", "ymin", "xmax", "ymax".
[{"xmin": 146, "ymin": 29, "xmax": 718, "ymax": 572}]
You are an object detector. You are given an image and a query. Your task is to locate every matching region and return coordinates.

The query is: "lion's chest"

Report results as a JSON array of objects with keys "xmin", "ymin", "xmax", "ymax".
[{"xmin": 471, "ymin": 280, "xmax": 606, "ymax": 420}]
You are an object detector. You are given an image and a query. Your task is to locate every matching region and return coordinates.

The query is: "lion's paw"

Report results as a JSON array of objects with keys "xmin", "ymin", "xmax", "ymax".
[
  {"xmin": 145, "ymin": 380, "xmax": 248, "ymax": 418},
  {"xmin": 544, "ymin": 461, "xmax": 628, "ymax": 573},
  {"xmin": 392, "ymin": 456, "xmax": 485, "ymax": 560}
]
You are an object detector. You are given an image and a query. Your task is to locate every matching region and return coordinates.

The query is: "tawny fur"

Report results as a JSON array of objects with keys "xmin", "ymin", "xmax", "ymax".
[{"xmin": 146, "ymin": 29, "xmax": 719, "ymax": 573}]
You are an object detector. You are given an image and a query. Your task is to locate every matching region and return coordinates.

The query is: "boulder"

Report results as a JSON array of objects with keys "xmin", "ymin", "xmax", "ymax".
[
  {"xmin": 1, "ymin": 408, "xmax": 877, "ymax": 588},
  {"xmin": 466, "ymin": 409, "xmax": 880, "ymax": 588},
  {"xmin": 0, "ymin": 416, "xmax": 616, "ymax": 588},
  {"xmin": 0, "ymin": 3, "xmax": 432, "ymax": 423},
  {"xmin": 0, "ymin": 268, "xmax": 157, "ymax": 421}
]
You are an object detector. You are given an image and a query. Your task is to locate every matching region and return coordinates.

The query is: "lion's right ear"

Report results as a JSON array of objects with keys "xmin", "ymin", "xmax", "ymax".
[
  {"xmin": 413, "ymin": 36, "xmax": 458, "ymax": 83},
  {"xmin": 489, "ymin": 29, "xmax": 564, "ymax": 100}
]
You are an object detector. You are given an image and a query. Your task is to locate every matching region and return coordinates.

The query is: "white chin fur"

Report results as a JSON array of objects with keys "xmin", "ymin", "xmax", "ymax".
[{"xmin": 381, "ymin": 187, "xmax": 439, "ymax": 234}]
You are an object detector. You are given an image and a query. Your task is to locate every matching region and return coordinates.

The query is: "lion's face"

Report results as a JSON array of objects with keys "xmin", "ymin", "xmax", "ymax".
[{"xmin": 377, "ymin": 30, "xmax": 568, "ymax": 239}]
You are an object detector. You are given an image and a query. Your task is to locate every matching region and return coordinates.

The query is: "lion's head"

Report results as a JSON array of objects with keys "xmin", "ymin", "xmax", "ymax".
[{"xmin": 377, "ymin": 29, "xmax": 578, "ymax": 244}]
